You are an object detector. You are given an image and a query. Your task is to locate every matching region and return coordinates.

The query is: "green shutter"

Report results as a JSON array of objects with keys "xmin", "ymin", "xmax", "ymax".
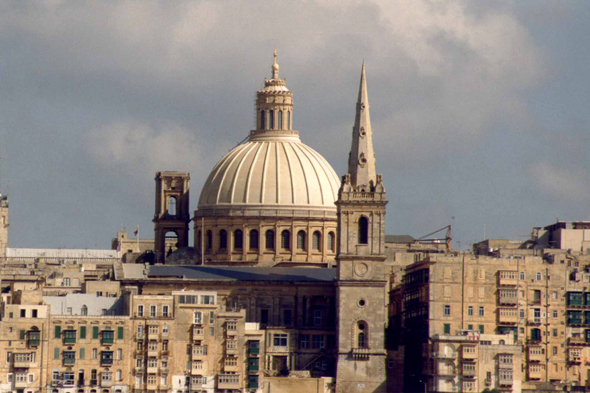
[
  {"xmin": 92, "ymin": 326, "xmax": 99, "ymax": 339},
  {"xmin": 54, "ymin": 348, "xmax": 60, "ymax": 360},
  {"xmin": 80, "ymin": 326, "xmax": 86, "ymax": 339},
  {"xmin": 479, "ymin": 325, "xmax": 484, "ymax": 334},
  {"xmin": 117, "ymin": 327, "xmax": 124, "ymax": 340},
  {"xmin": 19, "ymin": 330, "xmax": 25, "ymax": 340},
  {"xmin": 80, "ymin": 348, "xmax": 85, "ymax": 360},
  {"xmin": 55, "ymin": 326, "xmax": 61, "ymax": 338},
  {"xmin": 443, "ymin": 323, "xmax": 450, "ymax": 334}
]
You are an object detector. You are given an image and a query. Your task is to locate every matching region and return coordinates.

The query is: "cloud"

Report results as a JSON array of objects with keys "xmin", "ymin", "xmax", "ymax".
[
  {"xmin": 84, "ymin": 121, "xmax": 200, "ymax": 180},
  {"xmin": 530, "ymin": 161, "xmax": 590, "ymax": 202}
]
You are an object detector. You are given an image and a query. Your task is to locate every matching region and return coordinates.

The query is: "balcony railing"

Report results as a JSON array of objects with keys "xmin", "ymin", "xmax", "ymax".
[{"xmin": 218, "ymin": 374, "xmax": 240, "ymax": 390}]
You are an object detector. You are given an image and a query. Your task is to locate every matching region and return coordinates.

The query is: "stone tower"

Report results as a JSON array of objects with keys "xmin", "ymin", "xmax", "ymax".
[
  {"xmin": 0, "ymin": 194, "xmax": 8, "ymax": 258},
  {"xmin": 153, "ymin": 171, "xmax": 190, "ymax": 263},
  {"xmin": 335, "ymin": 64, "xmax": 388, "ymax": 393}
]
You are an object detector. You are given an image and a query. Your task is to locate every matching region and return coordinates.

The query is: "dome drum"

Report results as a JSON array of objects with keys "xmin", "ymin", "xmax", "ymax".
[{"xmin": 193, "ymin": 216, "xmax": 337, "ymax": 266}]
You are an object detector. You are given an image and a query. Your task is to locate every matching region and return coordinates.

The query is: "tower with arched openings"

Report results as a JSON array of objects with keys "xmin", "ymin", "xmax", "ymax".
[
  {"xmin": 335, "ymin": 63, "xmax": 388, "ymax": 393},
  {"xmin": 153, "ymin": 171, "xmax": 190, "ymax": 263}
]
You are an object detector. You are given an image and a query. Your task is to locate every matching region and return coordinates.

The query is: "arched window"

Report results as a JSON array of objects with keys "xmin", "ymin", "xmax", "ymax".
[
  {"xmin": 165, "ymin": 231, "xmax": 179, "ymax": 256},
  {"xmin": 312, "ymin": 231, "xmax": 321, "ymax": 251},
  {"xmin": 281, "ymin": 230, "xmax": 290, "ymax": 250},
  {"xmin": 167, "ymin": 196, "xmax": 177, "ymax": 216},
  {"xmin": 234, "ymin": 229, "xmax": 243, "ymax": 250},
  {"xmin": 265, "ymin": 230, "xmax": 275, "ymax": 250},
  {"xmin": 288, "ymin": 111, "xmax": 291, "ymax": 130},
  {"xmin": 219, "ymin": 230, "xmax": 228, "ymax": 250},
  {"xmin": 63, "ymin": 278, "xmax": 71, "ymax": 287},
  {"xmin": 357, "ymin": 322, "xmax": 368, "ymax": 348},
  {"xmin": 250, "ymin": 230, "xmax": 259, "ymax": 250},
  {"xmin": 358, "ymin": 216, "xmax": 369, "ymax": 244},
  {"xmin": 328, "ymin": 232, "xmax": 335, "ymax": 252},
  {"xmin": 81, "ymin": 305, "xmax": 88, "ymax": 316},
  {"xmin": 260, "ymin": 110, "xmax": 265, "ymax": 130},
  {"xmin": 206, "ymin": 230, "xmax": 212, "ymax": 251},
  {"xmin": 297, "ymin": 231, "xmax": 306, "ymax": 250},
  {"xmin": 278, "ymin": 110, "xmax": 283, "ymax": 129},
  {"xmin": 269, "ymin": 110, "xmax": 275, "ymax": 129}
]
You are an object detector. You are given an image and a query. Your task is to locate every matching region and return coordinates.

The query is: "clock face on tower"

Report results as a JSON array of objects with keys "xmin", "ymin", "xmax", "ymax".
[{"xmin": 354, "ymin": 262, "xmax": 369, "ymax": 277}]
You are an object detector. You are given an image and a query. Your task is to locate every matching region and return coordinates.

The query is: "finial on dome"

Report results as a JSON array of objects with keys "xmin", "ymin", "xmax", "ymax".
[{"xmin": 272, "ymin": 49, "xmax": 280, "ymax": 79}]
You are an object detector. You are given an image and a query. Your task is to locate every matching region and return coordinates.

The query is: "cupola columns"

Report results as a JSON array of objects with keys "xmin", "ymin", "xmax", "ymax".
[
  {"xmin": 253, "ymin": 51, "xmax": 294, "ymax": 134},
  {"xmin": 347, "ymin": 62, "xmax": 377, "ymax": 191}
]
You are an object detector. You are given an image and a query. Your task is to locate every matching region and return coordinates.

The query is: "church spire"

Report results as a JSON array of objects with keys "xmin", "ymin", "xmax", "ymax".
[{"xmin": 347, "ymin": 62, "xmax": 376, "ymax": 191}]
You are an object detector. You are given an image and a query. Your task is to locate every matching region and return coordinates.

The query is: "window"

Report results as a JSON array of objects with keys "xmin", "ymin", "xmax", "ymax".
[
  {"xmin": 209, "ymin": 327, "xmax": 214, "ymax": 336},
  {"xmin": 137, "ymin": 305, "xmax": 144, "ymax": 317},
  {"xmin": 313, "ymin": 310, "xmax": 323, "ymax": 326},
  {"xmin": 269, "ymin": 110, "xmax": 274, "ymax": 129},
  {"xmin": 265, "ymin": 230, "xmax": 275, "ymax": 250},
  {"xmin": 117, "ymin": 326, "xmax": 124, "ymax": 339},
  {"xmin": 288, "ymin": 111, "xmax": 291, "ymax": 129},
  {"xmin": 443, "ymin": 323, "xmax": 450, "ymax": 334},
  {"xmin": 162, "ymin": 341, "xmax": 168, "ymax": 351},
  {"xmin": 226, "ymin": 321, "xmax": 237, "ymax": 331},
  {"xmin": 80, "ymin": 348, "xmax": 85, "ymax": 359},
  {"xmin": 101, "ymin": 351, "xmax": 114, "ymax": 365},
  {"xmin": 358, "ymin": 216, "xmax": 369, "ymax": 244},
  {"xmin": 148, "ymin": 358, "xmax": 158, "ymax": 368},
  {"xmin": 312, "ymin": 335, "xmax": 325, "ymax": 349},
  {"xmin": 81, "ymin": 305, "xmax": 88, "ymax": 316},
  {"xmin": 55, "ymin": 326, "xmax": 62, "ymax": 339},
  {"xmin": 531, "ymin": 328, "xmax": 541, "ymax": 341},
  {"xmin": 206, "ymin": 230, "xmax": 212, "ymax": 251},
  {"xmin": 260, "ymin": 110, "xmax": 265, "ymax": 129},
  {"xmin": 553, "ymin": 328, "xmax": 558, "ymax": 337},
  {"xmin": 300, "ymin": 334, "xmax": 310, "ymax": 349},
  {"xmin": 284, "ymin": 309, "xmax": 293, "ymax": 327},
  {"xmin": 478, "ymin": 306, "xmax": 484, "ymax": 317},
  {"xmin": 249, "ymin": 229, "xmax": 259, "ymax": 250},
  {"xmin": 278, "ymin": 110, "xmax": 283, "ymax": 129},
  {"xmin": 479, "ymin": 325, "xmax": 484, "ymax": 333},
  {"xmin": 467, "ymin": 306, "xmax": 473, "ymax": 316},
  {"xmin": 167, "ymin": 196, "xmax": 177, "ymax": 216},
  {"xmin": 92, "ymin": 348, "xmax": 98, "ymax": 359},
  {"xmin": 312, "ymin": 231, "xmax": 321, "ymax": 251},
  {"xmin": 297, "ymin": 231, "xmax": 306, "ymax": 250},
  {"xmin": 273, "ymin": 334, "xmax": 288, "ymax": 347},
  {"xmin": 467, "ymin": 324, "xmax": 473, "ymax": 330},
  {"xmin": 32, "ymin": 309, "xmax": 38, "ymax": 318},
  {"xmin": 520, "ymin": 309, "xmax": 525, "ymax": 318},
  {"xmin": 209, "ymin": 311, "xmax": 215, "ymax": 324},
  {"xmin": 63, "ymin": 372, "xmax": 74, "ymax": 386},
  {"xmin": 148, "ymin": 325, "xmax": 158, "ymax": 334},
  {"xmin": 219, "ymin": 230, "xmax": 227, "ymax": 249},
  {"xmin": 194, "ymin": 312, "xmax": 202, "ymax": 324},
  {"xmin": 162, "ymin": 325, "xmax": 169, "ymax": 335},
  {"xmin": 520, "ymin": 271, "xmax": 525, "ymax": 280},
  {"xmin": 234, "ymin": 229, "xmax": 243, "ymax": 250},
  {"xmin": 54, "ymin": 348, "xmax": 60, "ymax": 360},
  {"xmin": 162, "ymin": 305, "xmax": 169, "ymax": 317},
  {"xmin": 201, "ymin": 295, "xmax": 215, "ymax": 304},
  {"xmin": 64, "ymin": 278, "xmax": 71, "ymax": 286},
  {"xmin": 281, "ymin": 230, "xmax": 290, "ymax": 250},
  {"xmin": 534, "ymin": 290, "xmax": 542, "ymax": 303},
  {"xmin": 537, "ymin": 272, "xmax": 542, "ymax": 281},
  {"xmin": 552, "ymin": 346, "xmax": 558, "ymax": 355},
  {"xmin": 116, "ymin": 370, "xmax": 122, "ymax": 382},
  {"xmin": 443, "ymin": 305, "xmax": 451, "ymax": 316},
  {"xmin": 328, "ymin": 232, "xmax": 335, "ymax": 252},
  {"xmin": 553, "ymin": 310, "xmax": 558, "ymax": 319},
  {"xmin": 150, "ymin": 306, "xmax": 156, "ymax": 318},
  {"xmin": 260, "ymin": 309, "xmax": 269, "ymax": 325}
]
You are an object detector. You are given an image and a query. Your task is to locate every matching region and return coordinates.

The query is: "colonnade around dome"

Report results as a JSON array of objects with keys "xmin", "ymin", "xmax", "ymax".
[{"xmin": 193, "ymin": 217, "xmax": 337, "ymax": 266}]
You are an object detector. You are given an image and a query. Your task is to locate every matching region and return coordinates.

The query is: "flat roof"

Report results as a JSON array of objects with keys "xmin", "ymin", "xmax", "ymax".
[{"xmin": 147, "ymin": 265, "xmax": 336, "ymax": 282}]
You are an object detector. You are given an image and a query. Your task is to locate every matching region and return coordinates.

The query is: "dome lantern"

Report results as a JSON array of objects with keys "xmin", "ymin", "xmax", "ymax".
[{"xmin": 254, "ymin": 50, "xmax": 294, "ymax": 136}]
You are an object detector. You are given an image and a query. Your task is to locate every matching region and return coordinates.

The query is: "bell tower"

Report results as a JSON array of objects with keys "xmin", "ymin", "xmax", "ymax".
[
  {"xmin": 335, "ymin": 63, "xmax": 388, "ymax": 393},
  {"xmin": 0, "ymin": 194, "xmax": 8, "ymax": 259},
  {"xmin": 153, "ymin": 171, "xmax": 190, "ymax": 263}
]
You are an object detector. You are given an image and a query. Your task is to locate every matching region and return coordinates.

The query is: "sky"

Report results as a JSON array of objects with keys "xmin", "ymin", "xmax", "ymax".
[{"xmin": 1, "ymin": 0, "xmax": 589, "ymax": 251}]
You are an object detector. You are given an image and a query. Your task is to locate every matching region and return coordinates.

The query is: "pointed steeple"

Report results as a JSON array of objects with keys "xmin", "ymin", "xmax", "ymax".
[{"xmin": 347, "ymin": 62, "xmax": 376, "ymax": 191}]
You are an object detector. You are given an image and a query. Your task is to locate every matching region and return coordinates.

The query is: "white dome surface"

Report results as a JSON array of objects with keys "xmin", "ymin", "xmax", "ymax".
[{"xmin": 198, "ymin": 133, "xmax": 340, "ymax": 211}]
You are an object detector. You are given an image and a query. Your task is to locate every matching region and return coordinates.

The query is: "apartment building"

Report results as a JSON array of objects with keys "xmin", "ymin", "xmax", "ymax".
[{"xmin": 391, "ymin": 251, "xmax": 590, "ymax": 392}]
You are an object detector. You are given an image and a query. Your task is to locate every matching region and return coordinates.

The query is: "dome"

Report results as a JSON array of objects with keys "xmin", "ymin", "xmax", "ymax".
[{"xmin": 198, "ymin": 131, "xmax": 340, "ymax": 213}]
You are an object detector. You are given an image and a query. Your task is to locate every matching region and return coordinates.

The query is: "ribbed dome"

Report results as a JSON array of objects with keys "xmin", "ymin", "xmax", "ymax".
[{"xmin": 198, "ymin": 133, "xmax": 340, "ymax": 212}]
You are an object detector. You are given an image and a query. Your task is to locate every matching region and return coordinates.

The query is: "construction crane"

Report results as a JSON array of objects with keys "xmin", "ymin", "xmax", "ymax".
[{"xmin": 415, "ymin": 225, "xmax": 452, "ymax": 252}]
